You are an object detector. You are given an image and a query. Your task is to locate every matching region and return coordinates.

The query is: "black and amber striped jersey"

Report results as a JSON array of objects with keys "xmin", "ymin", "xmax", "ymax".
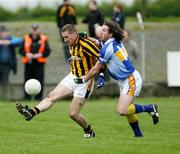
[
  {"xmin": 69, "ymin": 36, "xmax": 100, "ymax": 77},
  {"xmin": 57, "ymin": 4, "xmax": 77, "ymax": 28}
]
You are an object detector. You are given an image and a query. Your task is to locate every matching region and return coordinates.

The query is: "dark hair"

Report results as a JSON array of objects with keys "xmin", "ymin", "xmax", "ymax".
[
  {"xmin": 31, "ymin": 24, "xmax": 39, "ymax": 30},
  {"xmin": 125, "ymin": 29, "xmax": 131, "ymax": 36},
  {"xmin": 90, "ymin": 0, "xmax": 97, "ymax": 5},
  {"xmin": 61, "ymin": 24, "xmax": 77, "ymax": 33},
  {"xmin": 115, "ymin": 3, "xmax": 123, "ymax": 11},
  {"xmin": 103, "ymin": 20, "xmax": 125, "ymax": 41}
]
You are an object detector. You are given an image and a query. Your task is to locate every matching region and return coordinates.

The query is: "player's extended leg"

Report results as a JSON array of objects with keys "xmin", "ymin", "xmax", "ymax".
[
  {"xmin": 117, "ymin": 94, "xmax": 159, "ymax": 137},
  {"xmin": 127, "ymin": 103, "xmax": 159, "ymax": 125},
  {"xmin": 16, "ymin": 83, "xmax": 73, "ymax": 121},
  {"xmin": 69, "ymin": 97, "xmax": 95, "ymax": 138},
  {"xmin": 116, "ymin": 70, "xmax": 159, "ymax": 137},
  {"xmin": 117, "ymin": 94, "xmax": 143, "ymax": 137}
]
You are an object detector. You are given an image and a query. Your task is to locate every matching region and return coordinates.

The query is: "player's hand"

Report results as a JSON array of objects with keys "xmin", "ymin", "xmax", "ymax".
[
  {"xmin": 26, "ymin": 53, "xmax": 33, "ymax": 59},
  {"xmin": 33, "ymin": 53, "xmax": 42, "ymax": 59},
  {"xmin": 96, "ymin": 73, "xmax": 105, "ymax": 89},
  {"xmin": 74, "ymin": 78, "xmax": 84, "ymax": 84},
  {"xmin": 0, "ymin": 40, "xmax": 10, "ymax": 46}
]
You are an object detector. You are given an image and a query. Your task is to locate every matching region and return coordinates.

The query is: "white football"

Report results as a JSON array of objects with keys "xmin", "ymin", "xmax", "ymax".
[{"xmin": 24, "ymin": 79, "xmax": 41, "ymax": 96}]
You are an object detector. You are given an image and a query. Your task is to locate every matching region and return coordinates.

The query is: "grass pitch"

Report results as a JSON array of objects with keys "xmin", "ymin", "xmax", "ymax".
[{"xmin": 0, "ymin": 97, "xmax": 180, "ymax": 154}]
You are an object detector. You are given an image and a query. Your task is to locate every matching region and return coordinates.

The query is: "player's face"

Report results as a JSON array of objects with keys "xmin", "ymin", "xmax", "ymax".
[
  {"xmin": 62, "ymin": 31, "xmax": 77, "ymax": 46},
  {"xmin": 95, "ymin": 26, "xmax": 103, "ymax": 40},
  {"xmin": 0, "ymin": 31, "xmax": 8, "ymax": 39},
  {"xmin": 101, "ymin": 25, "xmax": 112, "ymax": 42},
  {"xmin": 31, "ymin": 28, "xmax": 40, "ymax": 39}
]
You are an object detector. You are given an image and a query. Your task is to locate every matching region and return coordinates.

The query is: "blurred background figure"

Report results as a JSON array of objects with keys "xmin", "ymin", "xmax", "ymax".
[
  {"xmin": 122, "ymin": 30, "xmax": 139, "ymax": 65},
  {"xmin": 56, "ymin": 0, "xmax": 77, "ymax": 61},
  {"xmin": 112, "ymin": 2, "xmax": 125, "ymax": 29},
  {"xmin": 82, "ymin": 0, "xmax": 104, "ymax": 38},
  {"xmin": 0, "ymin": 25, "xmax": 22, "ymax": 84},
  {"xmin": 19, "ymin": 24, "xmax": 51, "ymax": 100}
]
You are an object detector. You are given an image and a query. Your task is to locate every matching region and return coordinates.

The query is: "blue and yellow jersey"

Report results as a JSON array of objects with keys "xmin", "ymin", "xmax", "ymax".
[
  {"xmin": 70, "ymin": 36, "xmax": 100, "ymax": 77},
  {"xmin": 99, "ymin": 38, "xmax": 135, "ymax": 80}
]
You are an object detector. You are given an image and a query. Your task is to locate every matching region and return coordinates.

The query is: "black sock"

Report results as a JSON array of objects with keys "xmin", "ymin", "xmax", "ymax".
[
  {"xmin": 84, "ymin": 125, "xmax": 91, "ymax": 132},
  {"xmin": 30, "ymin": 107, "xmax": 40, "ymax": 116},
  {"xmin": 34, "ymin": 107, "xmax": 40, "ymax": 114}
]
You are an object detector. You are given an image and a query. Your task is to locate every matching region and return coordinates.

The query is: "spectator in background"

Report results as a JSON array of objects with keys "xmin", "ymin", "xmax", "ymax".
[
  {"xmin": 82, "ymin": 0, "xmax": 104, "ymax": 38},
  {"xmin": 0, "ymin": 25, "xmax": 22, "ymax": 84},
  {"xmin": 56, "ymin": 0, "xmax": 77, "ymax": 61},
  {"xmin": 112, "ymin": 2, "xmax": 125, "ymax": 29},
  {"xmin": 122, "ymin": 30, "xmax": 139, "ymax": 65},
  {"xmin": 19, "ymin": 24, "xmax": 51, "ymax": 100}
]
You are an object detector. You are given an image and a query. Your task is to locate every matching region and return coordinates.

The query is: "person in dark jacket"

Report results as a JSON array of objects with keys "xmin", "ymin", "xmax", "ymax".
[
  {"xmin": 56, "ymin": 0, "xmax": 77, "ymax": 61},
  {"xmin": 19, "ymin": 24, "xmax": 51, "ymax": 100},
  {"xmin": 0, "ymin": 25, "xmax": 22, "ymax": 84},
  {"xmin": 82, "ymin": 0, "xmax": 104, "ymax": 38},
  {"xmin": 112, "ymin": 3, "xmax": 125, "ymax": 29}
]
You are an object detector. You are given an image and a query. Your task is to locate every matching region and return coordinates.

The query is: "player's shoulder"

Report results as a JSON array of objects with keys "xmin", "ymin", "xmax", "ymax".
[
  {"xmin": 103, "ymin": 41, "xmax": 115, "ymax": 52},
  {"xmin": 99, "ymin": 43, "xmax": 112, "ymax": 57},
  {"xmin": 112, "ymin": 41, "xmax": 124, "ymax": 51},
  {"xmin": 79, "ymin": 36, "xmax": 95, "ymax": 46}
]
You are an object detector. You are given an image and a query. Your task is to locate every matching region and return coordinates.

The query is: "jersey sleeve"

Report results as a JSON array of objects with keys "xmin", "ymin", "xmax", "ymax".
[{"xmin": 98, "ymin": 45, "xmax": 113, "ymax": 64}]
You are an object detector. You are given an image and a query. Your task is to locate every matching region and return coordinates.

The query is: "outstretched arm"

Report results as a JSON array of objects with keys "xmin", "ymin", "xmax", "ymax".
[
  {"xmin": 84, "ymin": 61, "xmax": 103, "ymax": 82},
  {"xmin": 87, "ymin": 36, "xmax": 101, "ymax": 47},
  {"xmin": 74, "ymin": 61, "xmax": 104, "ymax": 84}
]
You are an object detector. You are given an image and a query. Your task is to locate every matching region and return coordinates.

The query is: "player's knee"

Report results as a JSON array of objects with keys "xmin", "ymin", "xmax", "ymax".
[
  {"xmin": 116, "ymin": 107, "xmax": 127, "ymax": 116},
  {"xmin": 69, "ymin": 111, "xmax": 78, "ymax": 120}
]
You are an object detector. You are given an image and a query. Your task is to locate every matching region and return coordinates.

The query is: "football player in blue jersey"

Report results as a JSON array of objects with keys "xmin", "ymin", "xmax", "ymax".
[{"xmin": 75, "ymin": 20, "xmax": 159, "ymax": 137}]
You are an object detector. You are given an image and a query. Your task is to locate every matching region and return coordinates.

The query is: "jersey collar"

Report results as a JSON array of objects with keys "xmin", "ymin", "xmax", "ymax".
[{"xmin": 104, "ymin": 38, "xmax": 115, "ymax": 45}]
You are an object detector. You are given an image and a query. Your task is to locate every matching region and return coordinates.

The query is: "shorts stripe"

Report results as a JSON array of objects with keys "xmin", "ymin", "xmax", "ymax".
[
  {"xmin": 85, "ymin": 78, "xmax": 94, "ymax": 98},
  {"xmin": 127, "ymin": 74, "xmax": 136, "ymax": 96}
]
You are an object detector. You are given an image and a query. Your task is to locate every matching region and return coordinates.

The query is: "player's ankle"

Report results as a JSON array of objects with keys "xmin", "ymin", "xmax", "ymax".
[
  {"xmin": 32, "ymin": 107, "xmax": 40, "ymax": 116},
  {"xmin": 84, "ymin": 125, "xmax": 91, "ymax": 132}
]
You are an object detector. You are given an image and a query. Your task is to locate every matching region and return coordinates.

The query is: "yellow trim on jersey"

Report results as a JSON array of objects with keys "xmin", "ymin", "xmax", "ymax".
[
  {"xmin": 115, "ymin": 50, "xmax": 125, "ymax": 61},
  {"xmin": 59, "ymin": 6, "xmax": 67, "ymax": 17},
  {"xmin": 115, "ymin": 45, "xmax": 128, "ymax": 61},
  {"xmin": 68, "ymin": 6, "xmax": 76, "ymax": 16},
  {"xmin": 59, "ymin": 5, "xmax": 76, "ymax": 17},
  {"xmin": 121, "ymin": 47, "xmax": 128, "ymax": 57}
]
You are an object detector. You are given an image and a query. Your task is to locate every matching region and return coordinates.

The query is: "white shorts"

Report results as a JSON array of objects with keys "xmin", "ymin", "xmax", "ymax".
[
  {"xmin": 60, "ymin": 73, "xmax": 94, "ymax": 98},
  {"xmin": 118, "ymin": 70, "xmax": 142, "ymax": 97}
]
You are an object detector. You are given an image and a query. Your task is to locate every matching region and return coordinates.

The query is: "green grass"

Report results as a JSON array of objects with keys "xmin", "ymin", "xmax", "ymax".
[{"xmin": 0, "ymin": 97, "xmax": 180, "ymax": 154}]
